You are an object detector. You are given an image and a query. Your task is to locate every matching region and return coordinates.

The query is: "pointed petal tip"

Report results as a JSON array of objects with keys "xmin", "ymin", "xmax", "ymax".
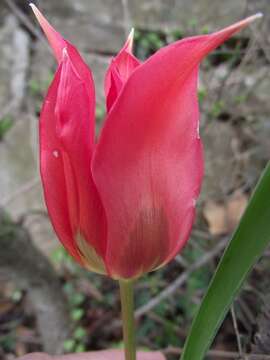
[
  {"xmin": 128, "ymin": 28, "xmax": 135, "ymax": 39},
  {"xmin": 247, "ymin": 12, "xmax": 264, "ymax": 22},
  {"xmin": 29, "ymin": 3, "xmax": 64, "ymax": 62},
  {"xmin": 126, "ymin": 28, "xmax": 135, "ymax": 51},
  {"xmin": 232, "ymin": 12, "xmax": 264, "ymax": 31},
  {"xmin": 214, "ymin": 12, "xmax": 264, "ymax": 38},
  {"xmin": 29, "ymin": 3, "xmax": 42, "ymax": 19}
]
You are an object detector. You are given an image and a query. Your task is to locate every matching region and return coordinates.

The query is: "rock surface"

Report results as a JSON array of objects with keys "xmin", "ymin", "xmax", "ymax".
[
  {"xmin": 0, "ymin": 15, "xmax": 30, "ymax": 116},
  {"xmin": 247, "ymin": 0, "xmax": 270, "ymax": 61},
  {"xmin": 201, "ymin": 121, "xmax": 240, "ymax": 202},
  {"xmin": 0, "ymin": 113, "xmax": 58, "ymax": 256},
  {"xmin": 38, "ymin": 0, "xmax": 126, "ymax": 53},
  {"xmin": 127, "ymin": 0, "xmax": 246, "ymax": 31}
]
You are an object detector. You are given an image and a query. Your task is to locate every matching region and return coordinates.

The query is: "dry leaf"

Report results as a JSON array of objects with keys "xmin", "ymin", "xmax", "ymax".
[
  {"xmin": 226, "ymin": 191, "xmax": 248, "ymax": 231},
  {"xmin": 204, "ymin": 191, "xmax": 248, "ymax": 235},
  {"xmin": 203, "ymin": 201, "xmax": 227, "ymax": 235}
]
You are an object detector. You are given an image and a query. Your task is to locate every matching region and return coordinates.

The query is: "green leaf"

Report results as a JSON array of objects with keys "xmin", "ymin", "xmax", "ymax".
[
  {"xmin": 181, "ymin": 162, "xmax": 270, "ymax": 360},
  {"xmin": 75, "ymin": 344, "xmax": 86, "ymax": 353},
  {"xmin": 71, "ymin": 308, "xmax": 84, "ymax": 321},
  {"xmin": 63, "ymin": 339, "xmax": 76, "ymax": 352},
  {"xmin": 0, "ymin": 116, "xmax": 13, "ymax": 140},
  {"xmin": 74, "ymin": 326, "xmax": 86, "ymax": 340}
]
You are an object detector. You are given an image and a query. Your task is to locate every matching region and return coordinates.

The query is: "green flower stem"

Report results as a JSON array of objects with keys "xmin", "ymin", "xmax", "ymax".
[{"xmin": 119, "ymin": 280, "xmax": 136, "ymax": 360}]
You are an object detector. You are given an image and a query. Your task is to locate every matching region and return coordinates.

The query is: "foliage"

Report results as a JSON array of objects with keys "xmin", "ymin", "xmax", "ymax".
[
  {"xmin": 0, "ymin": 116, "xmax": 13, "ymax": 141},
  {"xmin": 181, "ymin": 162, "xmax": 270, "ymax": 360}
]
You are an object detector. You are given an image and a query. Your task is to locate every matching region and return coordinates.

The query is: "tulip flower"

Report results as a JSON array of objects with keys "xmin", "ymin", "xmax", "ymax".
[
  {"xmin": 30, "ymin": 5, "xmax": 261, "ymax": 359},
  {"xmin": 30, "ymin": 4, "xmax": 261, "ymax": 280}
]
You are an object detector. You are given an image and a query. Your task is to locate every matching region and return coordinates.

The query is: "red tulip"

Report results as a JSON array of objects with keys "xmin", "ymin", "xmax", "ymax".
[{"xmin": 30, "ymin": 4, "xmax": 261, "ymax": 279}]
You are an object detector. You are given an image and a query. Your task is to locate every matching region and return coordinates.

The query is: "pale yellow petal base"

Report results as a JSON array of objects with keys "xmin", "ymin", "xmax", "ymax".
[{"xmin": 76, "ymin": 233, "xmax": 107, "ymax": 275}]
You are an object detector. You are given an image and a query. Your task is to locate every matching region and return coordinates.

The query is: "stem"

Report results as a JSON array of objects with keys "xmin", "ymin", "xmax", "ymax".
[{"xmin": 119, "ymin": 280, "xmax": 136, "ymax": 360}]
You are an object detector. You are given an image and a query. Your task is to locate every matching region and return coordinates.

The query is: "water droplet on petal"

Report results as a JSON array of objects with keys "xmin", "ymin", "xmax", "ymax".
[
  {"xmin": 197, "ymin": 122, "xmax": 200, "ymax": 139},
  {"xmin": 53, "ymin": 150, "xmax": 59, "ymax": 158},
  {"xmin": 62, "ymin": 47, "xmax": 68, "ymax": 58}
]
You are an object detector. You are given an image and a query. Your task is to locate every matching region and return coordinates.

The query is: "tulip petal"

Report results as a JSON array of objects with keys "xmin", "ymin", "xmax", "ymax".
[
  {"xmin": 30, "ymin": 4, "xmax": 96, "ymax": 153},
  {"xmin": 105, "ymin": 29, "xmax": 140, "ymax": 112},
  {"xmin": 30, "ymin": 3, "xmax": 94, "ymax": 94},
  {"xmin": 30, "ymin": 3, "xmax": 65, "ymax": 63},
  {"xmin": 32, "ymin": 5, "xmax": 108, "ymax": 268},
  {"xmin": 92, "ymin": 15, "xmax": 260, "ymax": 279},
  {"xmin": 41, "ymin": 50, "xmax": 107, "ymax": 263},
  {"xmin": 39, "ymin": 63, "xmax": 81, "ymax": 261}
]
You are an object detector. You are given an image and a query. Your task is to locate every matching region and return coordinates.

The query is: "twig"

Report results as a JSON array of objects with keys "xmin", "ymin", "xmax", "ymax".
[
  {"xmin": 175, "ymin": 254, "xmax": 189, "ymax": 268},
  {"xmin": 135, "ymin": 237, "xmax": 228, "ymax": 318},
  {"xmin": 148, "ymin": 311, "xmax": 186, "ymax": 339},
  {"xmin": 18, "ymin": 209, "xmax": 49, "ymax": 226},
  {"xmin": 192, "ymin": 228, "xmax": 212, "ymax": 239},
  {"xmin": 4, "ymin": 0, "xmax": 47, "ymax": 46},
  {"xmin": 231, "ymin": 304, "xmax": 244, "ymax": 358},
  {"xmin": 253, "ymin": 293, "xmax": 270, "ymax": 354}
]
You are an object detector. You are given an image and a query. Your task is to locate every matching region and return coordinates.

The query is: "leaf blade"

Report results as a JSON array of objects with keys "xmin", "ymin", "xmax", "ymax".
[{"xmin": 181, "ymin": 162, "xmax": 270, "ymax": 360}]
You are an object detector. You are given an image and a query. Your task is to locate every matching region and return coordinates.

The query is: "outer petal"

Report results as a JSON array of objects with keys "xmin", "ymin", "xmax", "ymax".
[
  {"xmin": 39, "ymin": 61, "xmax": 80, "ymax": 261},
  {"xmin": 30, "ymin": 4, "xmax": 95, "ymax": 111},
  {"xmin": 32, "ymin": 5, "xmax": 107, "ymax": 272},
  {"xmin": 41, "ymin": 52, "xmax": 107, "ymax": 273},
  {"xmin": 30, "ymin": 3, "xmax": 65, "ymax": 62},
  {"xmin": 92, "ymin": 15, "xmax": 261, "ymax": 279},
  {"xmin": 105, "ymin": 29, "xmax": 141, "ymax": 112}
]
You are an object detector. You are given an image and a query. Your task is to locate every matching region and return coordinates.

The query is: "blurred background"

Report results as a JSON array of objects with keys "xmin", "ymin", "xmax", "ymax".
[{"xmin": 0, "ymin": 0, "xmax": 269, "ymax": 359}]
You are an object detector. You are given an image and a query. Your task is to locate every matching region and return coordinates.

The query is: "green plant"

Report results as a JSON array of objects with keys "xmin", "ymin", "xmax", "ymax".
[
  {"xmin": 0, "ymin": 116, "xmax": 13, "ymax": 140},
  {"xmin": 181, "ymin": 162, "xmax": 270, "ymax": 360}
]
